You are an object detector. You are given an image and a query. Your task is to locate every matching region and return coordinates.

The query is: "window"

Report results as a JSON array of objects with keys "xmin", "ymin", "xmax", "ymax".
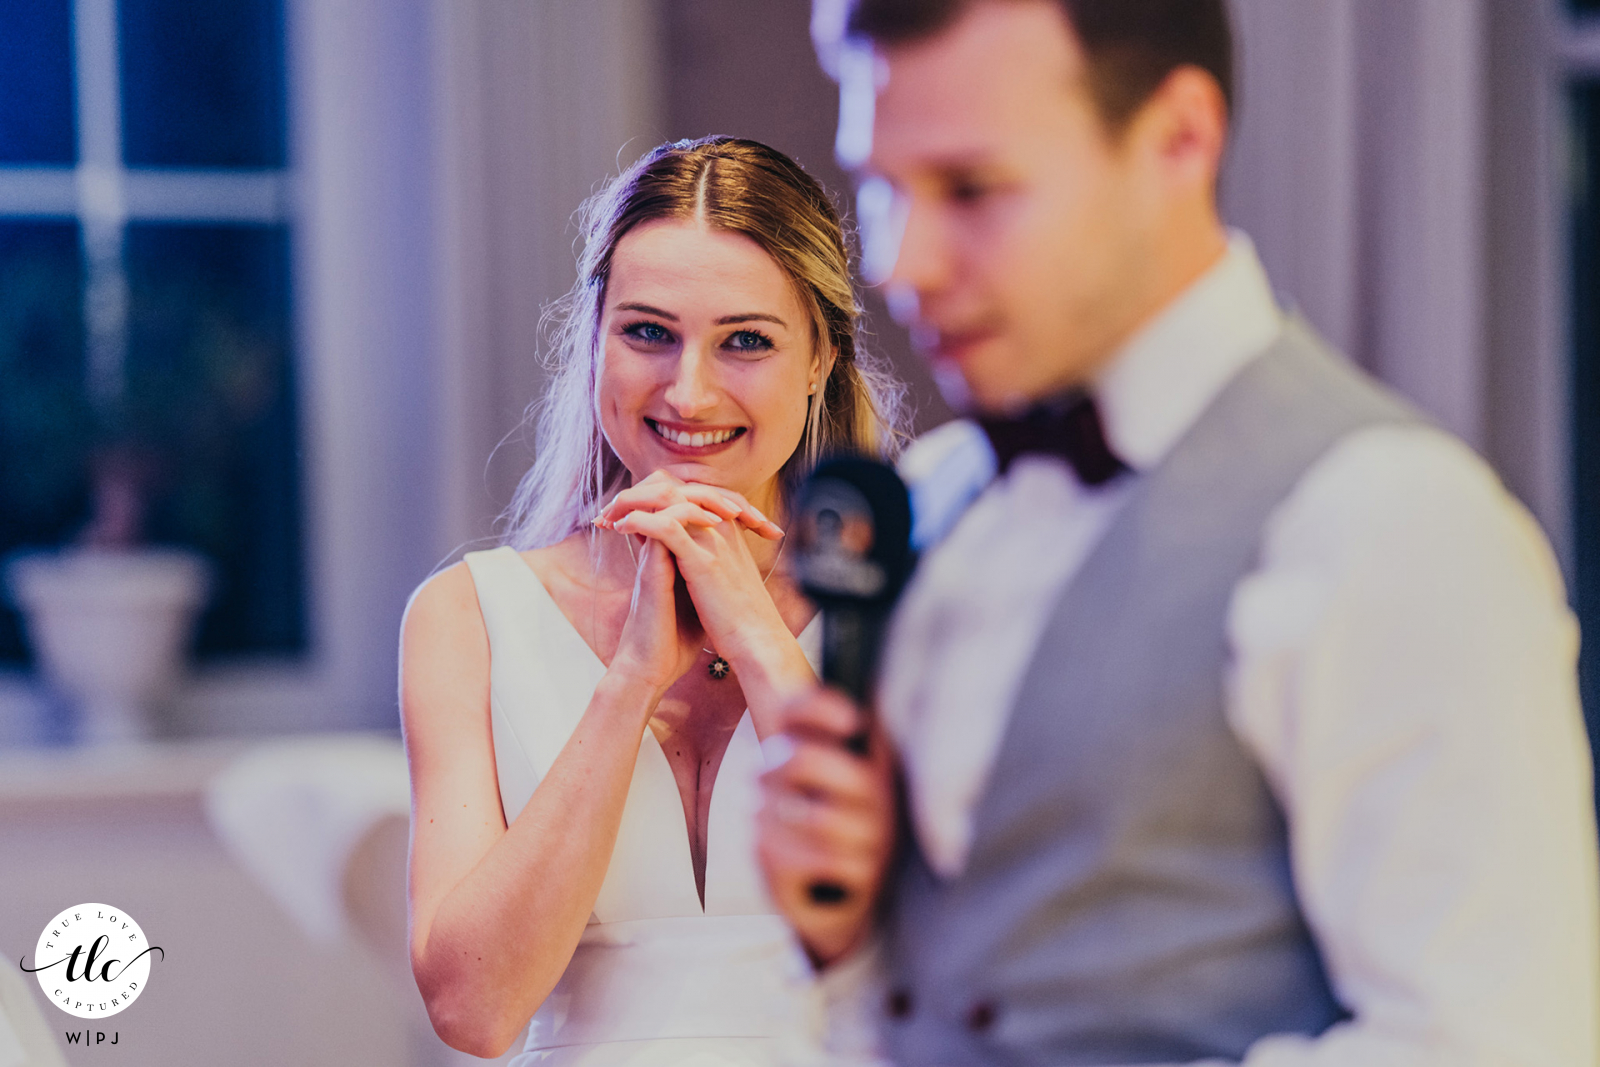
[{"xmin": 0, "ymin": 0, "xmax": 305, "ymax": 664}]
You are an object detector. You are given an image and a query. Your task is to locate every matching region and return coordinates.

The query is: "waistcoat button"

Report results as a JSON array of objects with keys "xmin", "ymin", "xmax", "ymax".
[
  {"xmin": 885, "ymin": 988, "xmax": 914, "ymax": 1019},
  {"xmin": 965, "ymin": 1000, "xmax": 998, "ymax": 1033}
]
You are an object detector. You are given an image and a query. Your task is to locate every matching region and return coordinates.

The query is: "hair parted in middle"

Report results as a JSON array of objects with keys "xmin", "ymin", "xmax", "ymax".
[{"xmin": 503, "ymin": 135, "xmax": 907, "ymax": 550}]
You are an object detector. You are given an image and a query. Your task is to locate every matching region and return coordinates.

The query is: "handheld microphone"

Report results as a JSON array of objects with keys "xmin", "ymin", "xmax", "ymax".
[{"xmin": 791, "ymin": 455, "xmax": 915, "ymax": 905}]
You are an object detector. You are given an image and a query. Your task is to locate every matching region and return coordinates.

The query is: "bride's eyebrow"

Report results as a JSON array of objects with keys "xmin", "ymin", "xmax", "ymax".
[
  {"xmin": 614, "ymin": 302, "xmax": 677, "ymax": 320},
  {"xmin": 717, "ymin": 313, "xmax": 787, "ymax": 327}
]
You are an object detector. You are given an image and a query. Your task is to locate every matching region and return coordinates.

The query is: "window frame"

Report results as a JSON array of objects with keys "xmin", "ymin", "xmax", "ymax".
[{"xmin": 0, "ymin": 0, "xmax": 444, "ymax": 739}]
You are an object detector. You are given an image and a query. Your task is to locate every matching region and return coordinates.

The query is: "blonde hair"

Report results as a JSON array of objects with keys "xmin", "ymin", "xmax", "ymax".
[{"xmin": 503, "ymin": 136, "xmax": 906, "ymax": 550}]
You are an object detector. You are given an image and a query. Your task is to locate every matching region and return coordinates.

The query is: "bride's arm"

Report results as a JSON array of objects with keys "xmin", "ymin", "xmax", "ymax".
[{"xmin": 401, "ymin": 543, "xmax": 689, "ymax": 1058}]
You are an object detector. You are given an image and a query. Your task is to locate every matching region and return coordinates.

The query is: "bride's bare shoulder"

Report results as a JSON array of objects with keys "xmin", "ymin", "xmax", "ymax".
[
  {"xmin": 517, "ymin": 534, "xmax": 595, "ymax": 596},
  {"xmin": 401, "ymin": 560, "xmax": 486, "ymax": 659},
  {"xmin": 402, "ymin": 534, "xmax": 594, "ymax": 655}
]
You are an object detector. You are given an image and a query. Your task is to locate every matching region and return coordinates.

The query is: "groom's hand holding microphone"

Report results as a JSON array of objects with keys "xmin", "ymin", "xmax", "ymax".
[{"xmin": 756, "ymin": 458, "xmax": 912, "ymax": 967}]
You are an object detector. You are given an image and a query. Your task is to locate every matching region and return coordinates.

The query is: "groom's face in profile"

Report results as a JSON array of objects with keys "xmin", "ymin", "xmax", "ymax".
[{"xmin": 846, "ymin": 0, "xmax": 1167, "ymax": 414}]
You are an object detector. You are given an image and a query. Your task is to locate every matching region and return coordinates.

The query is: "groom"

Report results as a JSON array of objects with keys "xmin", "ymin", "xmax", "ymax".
[{"xmin": 758, "ymin": 0, "xmax": 1600, "ymax": 1063}]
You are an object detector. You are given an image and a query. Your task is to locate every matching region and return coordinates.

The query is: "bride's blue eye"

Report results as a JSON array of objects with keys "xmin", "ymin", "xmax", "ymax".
[
  {"xmin": 623, "ymin": 321, "xmax": 673, "ymax": 345},
  {"xmin": 725, "ymin": 329, "xmax": 773, "ymax": 353}
]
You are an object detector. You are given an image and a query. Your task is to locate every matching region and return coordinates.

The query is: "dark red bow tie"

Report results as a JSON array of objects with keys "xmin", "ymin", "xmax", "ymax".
[{"xmin": 977, "ymin": 392, "xmax": 1129, "ymax": 487}]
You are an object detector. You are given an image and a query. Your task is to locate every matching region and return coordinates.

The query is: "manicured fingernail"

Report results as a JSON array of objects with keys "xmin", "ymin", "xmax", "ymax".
[{"xmin": 761, "ymin": 734, "xmax": 796, "ymax": 769}]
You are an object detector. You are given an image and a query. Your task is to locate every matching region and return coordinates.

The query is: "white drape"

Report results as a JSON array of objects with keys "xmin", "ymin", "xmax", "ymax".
[{"xmin": 1223, "ymin": 0, "xmax": 1566, "ymax": 565}]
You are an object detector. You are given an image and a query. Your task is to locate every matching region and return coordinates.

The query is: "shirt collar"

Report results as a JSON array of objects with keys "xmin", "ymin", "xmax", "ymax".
[{"xmin": 1092, "ymin": 230, "xmax": 1283, "ymax": 472}]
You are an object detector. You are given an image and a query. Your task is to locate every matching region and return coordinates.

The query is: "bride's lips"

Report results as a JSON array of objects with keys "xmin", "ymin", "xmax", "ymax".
[{"xmin": 645, "ymin": 417, "xmax": 748, "ymax": 456}]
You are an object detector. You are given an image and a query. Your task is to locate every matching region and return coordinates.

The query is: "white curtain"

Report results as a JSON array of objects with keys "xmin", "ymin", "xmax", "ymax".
[
  {"xmin": 1224, "ymin": 0, "xmax": 1487, "ymax": 442},
  {"xmin": 1222, "ymin": 0, "xmax": 1567, "ymax": 562}
]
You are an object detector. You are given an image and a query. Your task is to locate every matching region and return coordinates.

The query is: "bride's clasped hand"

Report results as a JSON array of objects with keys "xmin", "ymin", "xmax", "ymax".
[{"xmin": 597, "ymin": 470, "xmax": 809, "ymax": 717}]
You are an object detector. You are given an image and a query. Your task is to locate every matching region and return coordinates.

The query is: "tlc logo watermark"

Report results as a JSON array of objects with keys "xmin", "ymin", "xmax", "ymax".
[{"xmin": 20, "ymin": 904, "xmax": 164, "ymax": 1020}]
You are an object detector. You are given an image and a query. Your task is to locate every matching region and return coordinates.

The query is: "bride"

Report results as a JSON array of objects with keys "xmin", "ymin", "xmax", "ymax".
[{"xmin": 400, "ymin": 136, "xmax": 904, "ymax": 1065}]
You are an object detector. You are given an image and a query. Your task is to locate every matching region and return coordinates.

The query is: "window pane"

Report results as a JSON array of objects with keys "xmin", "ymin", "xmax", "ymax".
[
  {"xmin": 1570, "ymin": 82, "xmax": 1600, "ymax": 786},
  {"xmin": 0, "ymin": 0, "xmax": 76, "ymax": 164},
  {"xmin": 0, "ymin": 222, "xmax": 87, "ymax": 666},
  {"xmin": 124, "ymin": 223, "xmax": 304, "ymax": 657},
  {"xmin": 119, "ymin": 0, "xmax": 286, "ymax": 168}
]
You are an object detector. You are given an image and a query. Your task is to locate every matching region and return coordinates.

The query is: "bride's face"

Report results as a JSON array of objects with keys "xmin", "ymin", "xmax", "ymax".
[{"xmin": 598, "ymin": 218, "xmax": 823, "ymax": 515}]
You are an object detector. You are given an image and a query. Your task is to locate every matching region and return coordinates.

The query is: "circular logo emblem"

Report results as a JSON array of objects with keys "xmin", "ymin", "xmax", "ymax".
[{"xmin": 27, "ymin": 904, "xmax": 161, "ymax": 1018}]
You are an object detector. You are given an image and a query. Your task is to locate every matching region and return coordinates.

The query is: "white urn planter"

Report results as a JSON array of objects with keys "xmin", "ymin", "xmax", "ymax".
[{"xmin": 5, "ymin": 548, "xmax": 211, "ymax": 744}]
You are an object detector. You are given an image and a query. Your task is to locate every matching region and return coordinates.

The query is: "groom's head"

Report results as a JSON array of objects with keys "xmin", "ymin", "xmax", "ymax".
[{"xmin": 820, "ymin": 0, "xmax": 1235, "ymax": 412}]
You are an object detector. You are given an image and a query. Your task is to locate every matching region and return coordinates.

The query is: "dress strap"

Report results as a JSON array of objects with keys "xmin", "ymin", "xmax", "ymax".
[{"xmin": 463, "ymin": 546, "xmax": 605, "ymax": 821}]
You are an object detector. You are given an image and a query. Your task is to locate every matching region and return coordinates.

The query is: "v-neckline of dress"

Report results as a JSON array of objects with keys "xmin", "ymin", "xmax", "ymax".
[{"xmin": 501, "ymin": 546, "xmax": 812, "ymax": 915}]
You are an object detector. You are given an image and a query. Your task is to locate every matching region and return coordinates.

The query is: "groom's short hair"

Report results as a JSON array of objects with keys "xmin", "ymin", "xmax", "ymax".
[{"xmin": 839, "ymin": 0, "xmax": 1234, "ymax": 133}]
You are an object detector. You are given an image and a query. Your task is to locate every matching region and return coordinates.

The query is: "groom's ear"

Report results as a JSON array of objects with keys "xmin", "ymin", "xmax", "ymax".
[{"xmin": 1117, "ymin": 64, "xmax": 1230, "ymax": 201}]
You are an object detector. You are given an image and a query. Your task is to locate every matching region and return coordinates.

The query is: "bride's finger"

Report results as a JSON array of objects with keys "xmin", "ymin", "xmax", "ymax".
[
  {"xmin": 688, "ymin": 485, "xmax": 784, "ymax": 540},
  {"xmin": 600, "ymin": 483, "xmax": 780, "ymax": 540},
  {"xmin": 598, "ymin": 482, "xmax": 743, "ymax": 527},
  {"xmin": 596, "ymin": 476, "xmax": 781, "ymax": 540},
  {"xmin": 678, "ymin": 484, "xmax": 784, "ymax": 537},
  {"xmin": 613, "ymin": 500, "xmax": 724, "ymax": 534},
  {"xmin": 611, "ymin": 505, "xmax": 726, "ymax": 547},
  {"xmin": 613, "ymin": 508, "xmax": 708, "ymax": 561}
]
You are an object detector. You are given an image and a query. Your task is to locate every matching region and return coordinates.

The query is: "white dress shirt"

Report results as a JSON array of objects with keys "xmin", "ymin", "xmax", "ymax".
[{"xmin": 805, "ymin": 234, "xmax": 1600, "ymax": 1066}]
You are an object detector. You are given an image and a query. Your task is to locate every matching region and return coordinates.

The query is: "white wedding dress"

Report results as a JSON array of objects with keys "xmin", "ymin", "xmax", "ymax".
[{"xmin": 463, "ymin": 546, "xmax": 818, "ymax": 1067}]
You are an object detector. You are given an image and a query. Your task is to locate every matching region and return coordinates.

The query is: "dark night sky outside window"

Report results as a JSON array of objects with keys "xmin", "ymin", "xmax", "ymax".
[
  {"xmin": 0, "ymin": 0, "xmax": 304, "ymax": 664},
  {"xmin": 0, "ymin": 1, "xmax": 77, "ymax": 165},
  {"xmin": 119, "ymin": 0, "xmax": 286, "ymax": 168}
]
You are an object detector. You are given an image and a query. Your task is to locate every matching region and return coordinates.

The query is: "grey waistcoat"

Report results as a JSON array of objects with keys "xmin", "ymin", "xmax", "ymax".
[{"xmin": 881, "ymin": 319, "xmax": 1418, "ymax": 1065}]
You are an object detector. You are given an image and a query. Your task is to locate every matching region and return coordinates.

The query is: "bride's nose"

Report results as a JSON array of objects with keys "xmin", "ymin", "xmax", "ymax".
[{"xmin": 663, "ymin": 344, "xmax": 718, "ymax": 418}]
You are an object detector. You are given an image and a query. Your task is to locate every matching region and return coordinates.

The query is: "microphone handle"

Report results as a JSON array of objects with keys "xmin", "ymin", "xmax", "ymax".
[
  {"xmin": 820, "ymin": 608, "xmax": 871, "ymax": 699},
  {"xmin": 807, "ymin": 605, "xmax": 883, "ymax": 906}
]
